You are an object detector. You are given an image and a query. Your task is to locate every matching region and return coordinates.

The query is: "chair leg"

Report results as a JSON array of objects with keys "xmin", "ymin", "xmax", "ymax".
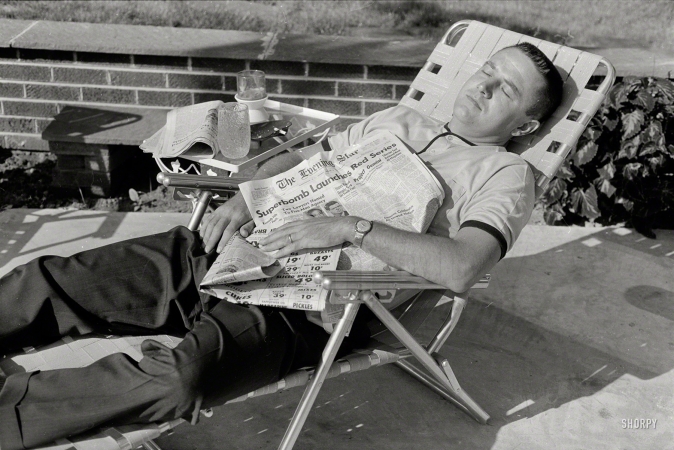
[
  {"xmin": 187, "ymin": 190, "xmax": 213, "ymax": 231},
  {"xmin": 395, "ymin": 358, "xmax": 489, "ymax": 424},
  {"xmin": 278, "ymin": 302, "xmax": 361, "ymax": 450},
  {"xmin": 427, "ymin": 295, "xmax": 467, "ymax": 354},
  {"xmin": 362, "ymin": 293, "xmax": 489, "ymax": 424}
]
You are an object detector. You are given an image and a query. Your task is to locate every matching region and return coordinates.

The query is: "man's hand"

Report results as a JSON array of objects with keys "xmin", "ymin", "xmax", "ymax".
[
  {"xmin": 259, "ymin": 216, "xmax": 357, "ymax": 258},
  {"xmin": 199, "ymin": 193, "xmax": 252, "ymax": 253}
]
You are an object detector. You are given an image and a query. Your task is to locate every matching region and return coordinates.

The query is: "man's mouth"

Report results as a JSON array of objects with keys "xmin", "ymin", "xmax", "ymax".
[{"xmin": 467, "ymin": 95, "xmax": 482, "ymax": 111}]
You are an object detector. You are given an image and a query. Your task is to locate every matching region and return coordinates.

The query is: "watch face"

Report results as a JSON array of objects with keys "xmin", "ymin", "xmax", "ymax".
[{"xmin": 356, "ymin": 219, "xmax": 372, "ymax": 233}]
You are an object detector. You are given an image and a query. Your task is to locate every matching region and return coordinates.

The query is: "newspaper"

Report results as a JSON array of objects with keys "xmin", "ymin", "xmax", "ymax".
[
  {"xmin": 140, "ymin": 101, "xmax": 223, "ymax": 158},
  {"xmin": 200, "ymin": 130, "xmax": 445, "ymax": 312}
]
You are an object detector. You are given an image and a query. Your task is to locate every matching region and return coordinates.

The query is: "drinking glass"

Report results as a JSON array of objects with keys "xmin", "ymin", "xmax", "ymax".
[
  {"xmin": 217, "ymin": 102, "xmax": 251, "ymax": 159},
  {"xmin": 236, "ymin": 70, "xmax": 267, "ymax": 101}
]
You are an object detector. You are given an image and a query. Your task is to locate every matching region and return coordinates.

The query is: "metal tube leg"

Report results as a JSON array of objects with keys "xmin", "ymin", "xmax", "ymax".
[
  {"xmin": 362, "ymin": 294, "xmax": 454, "ymax": 391},
  {"xmin": 427, "ymin": 296, "xmax": 467, "ymax": 354},
  {"xmin": 187, "ymin": 190, "xmax": 213, "ymax": 231},
  {"xmin": 278, "ymin": 302, "xmax": 361, "ymax": 450},
  {"xmin": 395, "ymin": 359, "xmax": 475, "ymax": 417},
  {"xmin": 362, "ymin": 293, "xmax": 489, "ymax": 423},
  {"xmin": 395, "ymin": 359, "xmax": 489, "ymax": 424}
]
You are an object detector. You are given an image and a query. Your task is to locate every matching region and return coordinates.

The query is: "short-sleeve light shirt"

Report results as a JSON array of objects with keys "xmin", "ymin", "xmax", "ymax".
[{"xmin": 327, "ymin": 105, "xmax": 536, "ymax": 257}]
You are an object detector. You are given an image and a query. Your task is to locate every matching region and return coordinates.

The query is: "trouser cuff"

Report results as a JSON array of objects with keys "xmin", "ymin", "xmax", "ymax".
[{"xmin": 0, "ymin": 371, "xmax": 34, "ymax": 450}]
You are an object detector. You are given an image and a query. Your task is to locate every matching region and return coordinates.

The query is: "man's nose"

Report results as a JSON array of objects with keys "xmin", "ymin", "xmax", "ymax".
[{"xmin": 476, "ymin": 81, "xmax": 492, "ymax": 98}]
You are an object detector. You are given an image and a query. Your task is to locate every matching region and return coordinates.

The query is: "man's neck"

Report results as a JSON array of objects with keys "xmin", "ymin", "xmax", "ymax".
[{"xmin": 447, "ymin": 118, "xmax": 510, "ymax": 147}]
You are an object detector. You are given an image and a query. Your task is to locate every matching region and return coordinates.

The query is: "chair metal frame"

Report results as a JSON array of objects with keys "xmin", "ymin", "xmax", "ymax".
[{"xmin": 8, "ymin": 19, "xmax": 615, "ymax": 450}]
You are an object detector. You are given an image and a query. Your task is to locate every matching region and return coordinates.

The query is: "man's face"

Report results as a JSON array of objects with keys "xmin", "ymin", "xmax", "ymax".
[
  {"xmin": 451, "ymin": 47, "xmax": 547, "ymax": 142},
  {"xmin": 327, "ymin": 203, "xmax": 344, "ymax": 215}
]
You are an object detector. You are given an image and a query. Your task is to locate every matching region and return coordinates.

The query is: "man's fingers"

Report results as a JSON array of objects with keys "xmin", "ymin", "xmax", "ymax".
[
  {"xmin": 199, "ymin": 213, "xmax": 212, "ymax": 238},
  {"xmin": 216, "ymin": 223, "xmax": 238, "ymax": 253},
  {"xmin": 203, "ymin": 216, "xmax": 220, "ymax": 244},
  {"xmin": 203, "ymin": 217, "xmax": 226, "ymax": 253},
  {"xmin": 239, "ymin": 220, "xmax": 255, "ymax": 237},
  {"xmin": 260, "ymin": 231, "xmax": 292, "ymax": 251},
  {"xmin": 260, "ymin": 222, "xmax": 304, "ymax": 246}
]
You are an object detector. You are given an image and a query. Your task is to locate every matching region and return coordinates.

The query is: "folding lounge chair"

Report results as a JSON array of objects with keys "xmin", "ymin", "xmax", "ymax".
[{"xmin": 2, "ymin": 20, "xmax": 615, "ymax": 450}]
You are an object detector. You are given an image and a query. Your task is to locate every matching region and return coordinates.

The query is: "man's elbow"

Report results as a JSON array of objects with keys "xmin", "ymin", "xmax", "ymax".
[
  {"xmin": 434, "ymin": 269, "xmax": 471, "ymax": 294},
  {"xmin": 442, "ymin": 262, "xmax": 485, "ymax": 294},
  {"xmin": 446, "ymin": 275, "xmax": 473, "ymax": 294}
]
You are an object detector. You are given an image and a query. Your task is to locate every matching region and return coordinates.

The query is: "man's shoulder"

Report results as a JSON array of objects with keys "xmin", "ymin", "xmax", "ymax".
[
  {"xmin": 371, "ymin": 104, "xmax": 442, "ymax": 125},
  {"xmin": 462, "ymin": 148, "xmax": 535, "ymax": 189}
]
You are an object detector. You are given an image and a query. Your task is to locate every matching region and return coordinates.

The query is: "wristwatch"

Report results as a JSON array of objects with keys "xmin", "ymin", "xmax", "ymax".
[{"xmin": 353, "ymin": 219, "xmax": 373, "ymax": 248}]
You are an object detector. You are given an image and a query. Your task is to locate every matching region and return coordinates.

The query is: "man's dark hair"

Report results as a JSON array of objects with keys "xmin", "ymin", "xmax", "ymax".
[{"xmin": 507, "ymin": 42, "xmax": 564, "ymax": 122}]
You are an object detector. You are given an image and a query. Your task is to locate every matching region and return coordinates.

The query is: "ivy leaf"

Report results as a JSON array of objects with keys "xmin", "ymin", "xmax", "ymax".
[
  {"xmin": 543, "ymin": 178, "xmax": 567, "ymax": 204},
  {"xmin": 570, "ymin": 185, "xmax": 600, "ymax": 220},
  {"xmin": 609, "ymin": 80, "xmax": 640, "ymax": 109},
  {"xmin": 597, "ymin": 161, "xmax": 616, "ymax": 180},
  {"xmin": 596, "ymin": 178, "xmax": 617, "ymax": 198},
  {"xmin": 573, "ymin": 140, "xmax": 598, "ymax": 166},
  {"xmin": 616, "ymin": 196, "xmax": 634, "ymax": 212},
  {"xmin": 668, "ymin": 144, "xmax": 674, "ymax": 156},
  {"xmin": 621, "ymin": 110, "xmax": 645, "ymax": 140},
  {"xmin": 582, "ymin": 126, "xmax": 601, "ymax": 142},
  {"xmin": 603, "ymin": 115, "xmax": 619, "ymax": 132},
  {"xmin": 648, "ymin": 154, "xmax": 665, "ymax": 170},
  {"xmin": 556, "ymin": 160, "xmax": 575, "ymax": 180},
  {"xmin": 543, "ymin": 203, "xmax": 565, "ymax": 225},
  {"xmin": 649, "ymin": 78, "xmax": 674, "ymax": 102},
  {"xmin": 631, "ymin": 89, "xmax": 655, "ymax": 112},
  {"xmin": 639, "ymin": 142, "xmax": 659, "ymax": 157},
  {"xmin": 641, "ymin": 120, "xmax": 663, "ymax": 143},
  {"xmin": 618, "ymin": 135, "xmax": 640, "ymax": 159},
  {"xmin": 609, "ymin": 83, "xmax": 630, "ymax": 109},
  {"xmin": 622, "ymin": 162, "xmax": 642, "ymax": 180},
  {"xmin": 640, "ymin": 165, "xmax": 650, "ymax": 177}
]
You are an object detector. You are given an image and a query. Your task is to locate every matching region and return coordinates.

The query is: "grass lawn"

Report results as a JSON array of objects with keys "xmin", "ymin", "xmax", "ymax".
[{"xmin": 0, "ymin": 0, "xmax": 673, "ymax": 53}]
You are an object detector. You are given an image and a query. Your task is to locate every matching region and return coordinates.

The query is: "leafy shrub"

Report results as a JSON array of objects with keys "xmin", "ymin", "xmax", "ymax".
[{"xmin": 540, "ymin": 77, "xmax": 674, "ymax": 236}]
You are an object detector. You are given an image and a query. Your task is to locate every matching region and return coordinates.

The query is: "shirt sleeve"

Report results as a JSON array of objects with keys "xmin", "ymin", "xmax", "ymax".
[
  {"xmin": 459, "ymin": 162, "xmax": 535, "ymax": 259},
  {"xmin": 327, "ymin": 106, "xmax": 399, "ymax": 150}
]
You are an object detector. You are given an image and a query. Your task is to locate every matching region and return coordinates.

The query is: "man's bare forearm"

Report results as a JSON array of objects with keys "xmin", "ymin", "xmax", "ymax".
[
  {"xmin": 248, "ymin": 145, "xmax": 501, "ymax": 291},
  {"xmin": 357, "ymin": 221, "xmax": 500, "ymax": 293}
]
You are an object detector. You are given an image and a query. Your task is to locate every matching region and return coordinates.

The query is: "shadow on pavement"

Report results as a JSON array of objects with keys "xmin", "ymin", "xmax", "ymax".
[{"xmin": 158, "ymin": 226, "xmax": 673, "ymax": 449}]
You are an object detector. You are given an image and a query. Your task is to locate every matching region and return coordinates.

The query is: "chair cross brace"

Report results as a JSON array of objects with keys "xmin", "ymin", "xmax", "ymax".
[{"xmin": 278, "ymin": 287, "xmax": 489, "ymax": 450}]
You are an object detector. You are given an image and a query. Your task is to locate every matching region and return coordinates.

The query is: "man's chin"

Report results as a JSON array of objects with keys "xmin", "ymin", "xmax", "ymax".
[{"xmin": 450, "ymin": 105, "xmax": 477, "ymax": 124}]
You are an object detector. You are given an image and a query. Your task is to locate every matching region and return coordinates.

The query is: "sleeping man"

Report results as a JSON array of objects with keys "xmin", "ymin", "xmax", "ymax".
[{"xmin": 0, "ymin": 43, "xmax": 562, "ymax": 449}]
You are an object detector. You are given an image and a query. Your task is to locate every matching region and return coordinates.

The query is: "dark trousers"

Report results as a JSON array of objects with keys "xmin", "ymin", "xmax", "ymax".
[{"xmin": 0, "ymin": 227, "xmax": 313, "ymax": 450}]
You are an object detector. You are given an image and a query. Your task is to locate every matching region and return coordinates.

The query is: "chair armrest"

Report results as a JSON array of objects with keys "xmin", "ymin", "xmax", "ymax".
[
  {"xmin": 156, "ymin": 172, "xmax": 251, "ymax": 191},
  {"xmin": 314, "ymin": 271, "xmax": 490, "ymax": 291}
]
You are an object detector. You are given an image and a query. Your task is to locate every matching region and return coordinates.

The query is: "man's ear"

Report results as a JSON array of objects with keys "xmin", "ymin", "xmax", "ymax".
[{"xmin": 511, "ymin": 119, "xmax": 540, "ymax": 137}]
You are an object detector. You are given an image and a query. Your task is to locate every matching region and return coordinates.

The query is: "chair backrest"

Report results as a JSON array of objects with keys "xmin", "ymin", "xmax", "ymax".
[{"xmin": 399, "ymin": 20, "xmax": 616, "ymax": 197}]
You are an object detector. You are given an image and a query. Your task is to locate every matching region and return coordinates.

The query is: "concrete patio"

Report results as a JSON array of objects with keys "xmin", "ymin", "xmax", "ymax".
[{"xmin": 0, "ymin": 208, "xmax": 672, "ymax": 449}]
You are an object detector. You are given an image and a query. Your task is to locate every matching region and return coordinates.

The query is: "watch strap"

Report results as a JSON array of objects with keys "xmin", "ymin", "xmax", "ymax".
[{"xmin": 353, "ymin": 220, "xmax": 372, "ymax": 248}]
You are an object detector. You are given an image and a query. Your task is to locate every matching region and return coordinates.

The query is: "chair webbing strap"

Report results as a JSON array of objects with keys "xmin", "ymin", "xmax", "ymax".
[{"xmin": 104, "ymin": 428, "xmax": 133, "ymax": 450}]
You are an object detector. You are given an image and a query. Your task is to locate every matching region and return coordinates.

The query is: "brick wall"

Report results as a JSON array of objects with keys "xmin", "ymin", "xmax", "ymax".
[
  {"xmin": 1, "ymin": 19, "xmax": 671, "ymax": 153},
  {"xmin": 0, "ymin": 20, "xmax": 425, "ymax": 152}
]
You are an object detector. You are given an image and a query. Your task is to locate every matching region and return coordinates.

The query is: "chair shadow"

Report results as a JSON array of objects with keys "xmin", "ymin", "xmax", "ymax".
[
  {"xmin": 0, "ymin": 209, "xmax": 126, "ymax": 274},
  {"xmin": 156, "ymin": 227, "xmax": 673, "ymax": 449},
  {"xmin": 41, "ymin": 106, "xmax": 142, "ymax": 142}
]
